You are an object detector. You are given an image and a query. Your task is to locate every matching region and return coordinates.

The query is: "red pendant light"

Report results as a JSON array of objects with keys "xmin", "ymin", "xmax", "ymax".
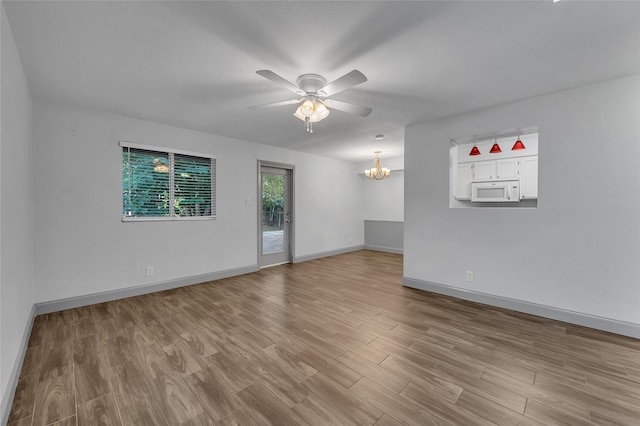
[
  {"xmin": 469, "ymin": 145, "xmax": 481, "ymax": 156},
  {"xmin": 489, "ymin": 140, "xmax": 502, "ymax": 153},
  {"xmin": 512, "ymin": 136, "xmax": 525, "ymax": 150}
]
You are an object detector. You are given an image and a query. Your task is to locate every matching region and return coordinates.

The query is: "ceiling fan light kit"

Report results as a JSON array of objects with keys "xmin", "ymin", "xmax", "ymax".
[
  {"xmin": 251, "ymin": 69, "xmax": 372, "ymax": 133},
  {"xmin": 293, "ymin": 96, "xmax": 330, "ymax": 133}
]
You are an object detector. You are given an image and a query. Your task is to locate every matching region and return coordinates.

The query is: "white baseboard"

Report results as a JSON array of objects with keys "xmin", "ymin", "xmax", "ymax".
[
  {"xmin": 293, "ymin": 245, "xmax": 364, "ymax": 263},
  {"xmin": 1, "ymin": 304, "xmax": 36, "ymax": 426},
  {"xmin": 364, "ymin": 244, "xmax": 404, "ymax": 254},
  {"xmin": 403, "ymin": 277, "xmax": 640, "ymax": 339},
  {"xmin": 35, "ymin": 265, "xmax": 259, "ymax": 315}
]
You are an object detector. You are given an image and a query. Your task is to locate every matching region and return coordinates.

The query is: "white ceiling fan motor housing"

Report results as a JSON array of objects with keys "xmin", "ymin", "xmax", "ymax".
[{"xmin": 296, "ymin": 74, "xmax": 327, "ymax": 95}]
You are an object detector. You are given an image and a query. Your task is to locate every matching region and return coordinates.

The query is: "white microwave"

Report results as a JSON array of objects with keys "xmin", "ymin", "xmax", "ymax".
[{"xmin": 471, "ymin": 180, "xmax": 520, "ymax": 203}]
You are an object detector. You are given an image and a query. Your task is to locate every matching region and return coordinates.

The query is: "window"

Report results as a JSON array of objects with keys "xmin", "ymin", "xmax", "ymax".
[{"xmin": 121, "ymin": 142, "xmax": 215, "ymax": 220}]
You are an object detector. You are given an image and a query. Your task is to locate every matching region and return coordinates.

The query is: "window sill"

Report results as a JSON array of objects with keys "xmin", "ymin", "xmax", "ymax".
[{"xmin": 122, "ymin": 216, "xmax": 216, "ymax": 222}]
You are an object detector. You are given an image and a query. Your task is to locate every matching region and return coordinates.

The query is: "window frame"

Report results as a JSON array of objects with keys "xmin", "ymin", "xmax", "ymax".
[{"xmin": 120, "ymin": 141, "xmax": 216, "ymax": 222}]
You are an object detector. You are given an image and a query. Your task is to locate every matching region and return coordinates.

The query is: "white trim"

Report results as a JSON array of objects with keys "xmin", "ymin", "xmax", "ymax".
[
  {"xmin": 364, "ymin": 244, "xmax": 404, "ymax": 254},
  {"xmin": 119, "ymin": 140, "xmax": 216, "ymax": 159},
  {"xmin": 293, "ymin": 245, "xmax": 364, "ymax": 263},
  {"xmin": 1, "ymin": 305, "xmax": 36, "ymax": 426},
  {"xmin": 450, "ymin": 127, "xmax": 539, "ymax": 146},
  {"xmin": 35, "ymin": 265, "xmax": 259, "ymax": 315},
  {"xmin": 260, "ymin": 261, "xmax": 289, "ymax": 269},
  {"xmin": 121, "ymin": 215, "xmax": 216, "ymax": 222},
  {"xmin": 402, "ymin": 277, "xmax": 640, "ymax": 339}
]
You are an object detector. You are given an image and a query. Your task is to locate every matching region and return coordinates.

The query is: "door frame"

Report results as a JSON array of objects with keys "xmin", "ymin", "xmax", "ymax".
[{"xmin": 258, "ymin": 160, "xmax": 295, "ymax": 267}]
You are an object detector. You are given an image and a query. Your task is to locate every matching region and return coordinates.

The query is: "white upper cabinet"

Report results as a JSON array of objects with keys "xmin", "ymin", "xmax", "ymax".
[
  {"xmin": 496, "ymin": 159, "xmax": 520, "ymax": 180},
  {"xmin": 471, "ymin": 159, "xmax": 521, "ymax": 181},
  {"xmin": 455, "ymin": 163, "xmax": 473, "ymax": 200},
  {"xmin": 473, "ymin": 161, "xmax": 495, "ymax": 181},
  {"xmin": 521, "ymin": 156, "xmax": 538, "ymax": 199}
]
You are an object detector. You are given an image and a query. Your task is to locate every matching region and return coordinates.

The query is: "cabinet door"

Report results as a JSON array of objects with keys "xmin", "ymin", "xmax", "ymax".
[
  {"xmin": 521, "ymin": 156, "xmax": 538, "ymax": 199},
  {"xmin": 473, "ymin": 161, "xmax": 495, "ymax": 181},
  {"xmin": 496, "ymin": 159, "xmax": 520, "ymax": 180},
  {"xmin": 455, "ymin": 163, "xmax": 473, "ymax": 200}
]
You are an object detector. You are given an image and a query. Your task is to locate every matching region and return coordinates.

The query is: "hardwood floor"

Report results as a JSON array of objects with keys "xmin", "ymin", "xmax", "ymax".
[{"xmin": 8, "ymin": 250, "xmax": 640, "ymax": 425}]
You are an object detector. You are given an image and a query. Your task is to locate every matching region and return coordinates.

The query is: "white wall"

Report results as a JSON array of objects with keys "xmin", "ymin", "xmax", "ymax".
[
  {"xmin": 1, "ymin": 2, "xmax": 34, "ymax": 414},
  {"xmin": 404, "ymin": 75, "xmax": 640, "ymax": 327},
  {"xmin": 33, "ymin": 99, "xmax": 364, "ymax": 303},
  {"xmin": 363, "ymin": 171, "xmax": 404, "ymax": 221},
  {"xmin": 358, "ymin": 156, "xmax": 404, "ymax": 222}
]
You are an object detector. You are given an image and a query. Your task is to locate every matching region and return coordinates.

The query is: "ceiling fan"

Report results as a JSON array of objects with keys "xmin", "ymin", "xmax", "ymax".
[{"xmin": 250, "ymin": 70, "xmax": 372, "ymax": 133}]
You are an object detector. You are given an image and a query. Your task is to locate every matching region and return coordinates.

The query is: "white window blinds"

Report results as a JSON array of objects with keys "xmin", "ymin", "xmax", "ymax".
[{"xmin": 121, "ymin": 142, "xmax": 216, "ymax": 220}]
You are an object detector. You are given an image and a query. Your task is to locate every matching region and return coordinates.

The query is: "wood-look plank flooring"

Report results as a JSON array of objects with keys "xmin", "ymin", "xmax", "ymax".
[{"xmin": 8, "ymin": 250, "xmax": 640, "ymax": 425}]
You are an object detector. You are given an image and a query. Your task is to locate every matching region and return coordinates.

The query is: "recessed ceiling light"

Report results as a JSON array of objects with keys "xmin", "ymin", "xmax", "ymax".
[
  {"xmin": 553, "ymin": 0, "xmax": 560, "ymax": 3},
  {"xmin": 375, "ymin": 134, "xmax": 384, "ymax": 140}
]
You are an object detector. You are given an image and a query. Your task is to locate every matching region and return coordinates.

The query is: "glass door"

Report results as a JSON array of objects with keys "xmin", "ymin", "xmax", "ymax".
[{"xmin": 259, "ymin": 164, "xmax": 292, "ymax": 266}]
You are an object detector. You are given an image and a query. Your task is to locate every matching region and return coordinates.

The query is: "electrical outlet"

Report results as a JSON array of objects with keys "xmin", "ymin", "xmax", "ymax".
[
  {"xmin": 349, "ymin": 237, "xmax": 353, "ymax": 244},
  {"xmin": 146, "ymin": 265, "xmax": 154, "ymax": 276},
  {"xmin": 466, "ymin": 271, "xmax": 474, "ymax": 282}
]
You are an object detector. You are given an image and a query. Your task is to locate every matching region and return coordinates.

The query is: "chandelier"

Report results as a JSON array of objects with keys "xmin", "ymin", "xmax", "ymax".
[
  {"xmin": 293, "ymin": 96, "xmax": 330, "ymax": 133},
  {"xmin": 364, "ymin": 151, "xmax": 390, "ymax": 180}
]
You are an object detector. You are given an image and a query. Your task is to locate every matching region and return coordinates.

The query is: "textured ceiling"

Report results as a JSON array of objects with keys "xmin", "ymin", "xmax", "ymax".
[{"xmin": 4, "ymin": 1, "xmax": 640, "ymax": 162}]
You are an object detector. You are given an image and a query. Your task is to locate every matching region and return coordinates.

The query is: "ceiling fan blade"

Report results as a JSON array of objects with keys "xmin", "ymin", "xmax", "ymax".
[
  {"xmin": 323, "ymin": 99, "xmax": 372, "ymax": 117},
  {"xmin": 318, "ymin": 70, "xmax": 367, "ymax": 97},
  {"xmin": 256, "ymin": 70, "xmax": 304, "ymax": 95},
  {"xmin": 249, "ymin": 99, "xmax": 301, "ymax": 109}
]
